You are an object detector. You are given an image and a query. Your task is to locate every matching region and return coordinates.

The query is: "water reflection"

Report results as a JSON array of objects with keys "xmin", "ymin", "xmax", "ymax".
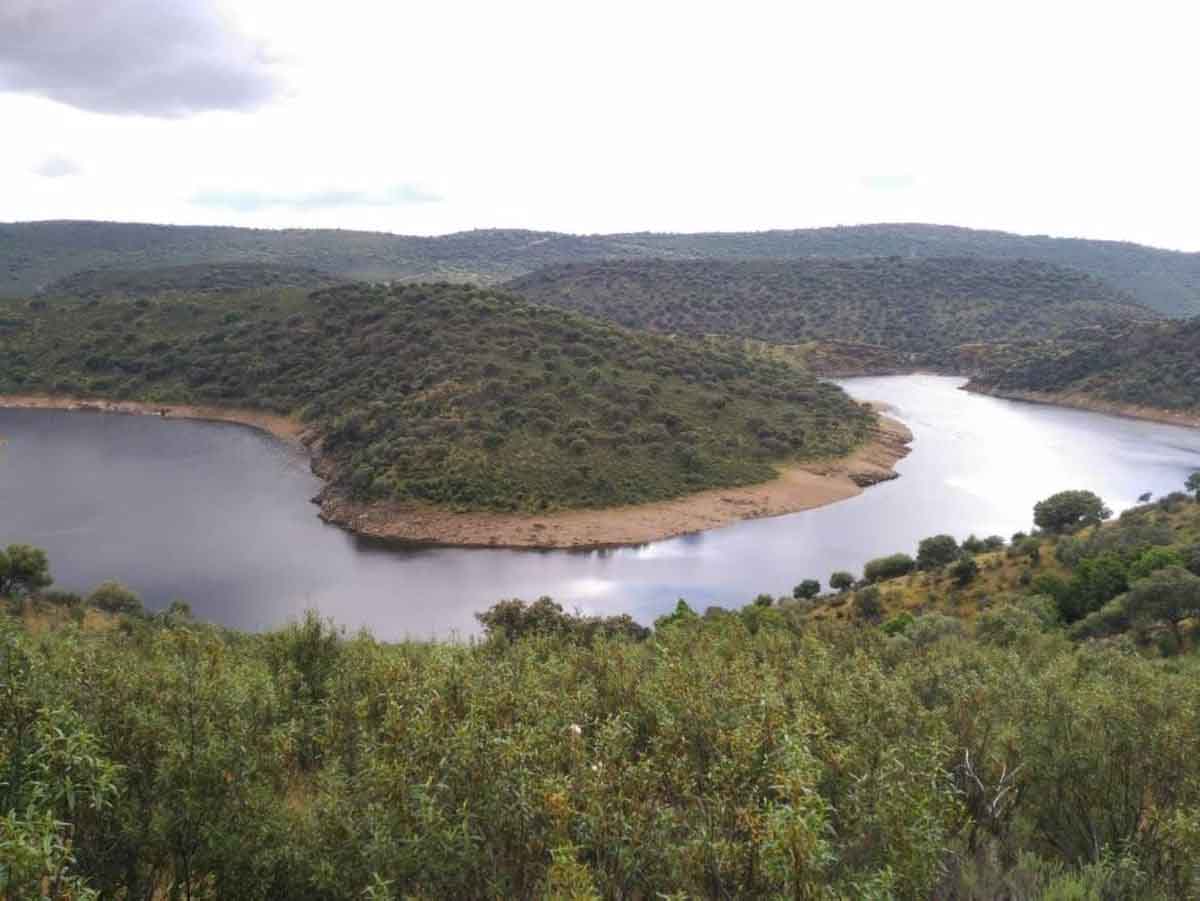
[{"xmin": 3, "ymin": 375, "xmax": 1199, "ymax": 638}]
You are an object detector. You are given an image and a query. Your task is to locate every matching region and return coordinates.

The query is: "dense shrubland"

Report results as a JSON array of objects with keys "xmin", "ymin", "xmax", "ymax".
[
  {"xmin": 0, "ymin": 282, "xmax": 873, "ymax": 512},
  {"xmin": 970, "ymin": 317, "xmax": 1200, "ymax": 414},
  {"xmin": 4, "ymin": 482, "xmax": 1200, "ymax": 898},
  {"xmin": 5, "ymin": 220, "xmax": 1199, "ymax": 316},
  {"xmin": 506, "ymin": 257, "xmax": 1156, "ymax": 365},
  {"xmin": 42, "ymin": 262, "xmax": 343, "ymax": 299}
]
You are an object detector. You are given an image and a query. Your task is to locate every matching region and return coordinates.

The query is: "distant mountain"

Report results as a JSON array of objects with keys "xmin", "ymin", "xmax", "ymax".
[
  {"xmin": 506, "ymin": 257, "xmax": 1160, "ymax": 363},
  {"xmin": 44, "ymin": 262, "xmax": 344, "ymax": 299},
  {"xmin": 969, "ymin": 317, "xmax": 1200, "ymax": 415},
  {"xmin": 2, "ymin": 220, "xmax": 1198, "ymax": 317}
]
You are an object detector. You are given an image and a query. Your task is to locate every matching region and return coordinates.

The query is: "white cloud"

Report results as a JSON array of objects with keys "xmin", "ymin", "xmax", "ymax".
[
  {"xmin": 32, "ymin": 154, "xmax": 81, "ymax": 178},
  {"xmin": 0, "ymin": 0, "xmax": 281, "ymax": 116}
]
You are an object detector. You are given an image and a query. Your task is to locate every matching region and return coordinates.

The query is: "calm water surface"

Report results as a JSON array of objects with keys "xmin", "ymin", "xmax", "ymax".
[{"xmin": 3, "ymin": 375, "xmax": 1199, "ymax": 638}]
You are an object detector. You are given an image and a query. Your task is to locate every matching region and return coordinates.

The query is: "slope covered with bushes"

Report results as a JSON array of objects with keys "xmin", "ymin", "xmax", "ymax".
[
  {"xmin": 0, "ymin": 282, "xmax": 873, "ymax": 512},
  {"xmin": 5, "ymin": 497, "xmax": 1200, "ymax": 900},
  {"xmin": 969, "ymin": 317, "xmax": 1200, "ymax": 413},
  {"xmin": 5, "ymin": 219, "xmax": 1199, "ymax": 316},
  {"xmin": 507, "ymin": 257, "xmax": 1157, "ymax": 364}
]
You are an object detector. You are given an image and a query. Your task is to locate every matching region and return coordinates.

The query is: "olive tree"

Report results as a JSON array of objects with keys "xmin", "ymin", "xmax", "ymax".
[
  {"xmin": 792, "ymin": 579, "xmax": 821, "ymax": 600},
  {"xmin": 1187, "ymin": 471, "xmax": 1200, "ymax": 502},
  {"xmin": 1033, "ymin": 490, "xmax": 1111, "ymax": 534},
  {"xmin": 917, "ymin": 534, "xmax": 960, "ymax": 570},
  {"xmin": 0, "ymin": 544, "xmax": 52, "ymax": 597}
]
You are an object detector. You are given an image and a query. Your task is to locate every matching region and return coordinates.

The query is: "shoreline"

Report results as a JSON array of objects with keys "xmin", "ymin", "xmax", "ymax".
[
  {"xmin": 0, "ymin": 394, "xmax": 309, "ymax": 445},
  {"xmin": 0, "ymin": 393, "xmax": 912, "ymax": 551},
  {"xmin": 962, "ymin": 384, "xmax": 1200, "ymax": 430}
]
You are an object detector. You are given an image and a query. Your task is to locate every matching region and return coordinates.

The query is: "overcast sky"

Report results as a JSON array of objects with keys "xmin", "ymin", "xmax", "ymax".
[{"xmin": 2, "ymin": 0, "xmax": 1198, "ymax": 249}]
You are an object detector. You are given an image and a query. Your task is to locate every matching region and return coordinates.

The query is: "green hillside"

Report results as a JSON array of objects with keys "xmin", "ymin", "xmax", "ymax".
[
  {"xmin": 970, "ymin": 317, "xmax": 1200, "ymax": 413},
  {"xmin": 0, "ymin": 282, "xmax": 872, "ymax": 512},
  {"xmin": 5, "ymin": 486, "xmax": 1200, "ymax": 898},
  {"xmin": 507, "ymin": 257, "xmax": 1158, "ymax": 363},
  {"xmin": 4, "ymin": 219, "xmax": 1199, "ymax": 316},
  {"xmin": 43, "ymin": 261, "xmax": 344, "ymax": 298}
]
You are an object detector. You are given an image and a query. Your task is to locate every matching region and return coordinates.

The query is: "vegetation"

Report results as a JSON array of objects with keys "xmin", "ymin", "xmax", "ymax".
[
  {"xmin": 970, "ymin": 317, "xmax": 1200, "ymax": 414},
  {"xmin": 7, "ymin": 485, "xmax": 1200, "ymax": 899},
  {"xmin": 42, "ymin": 262, "xmax": 343, "ymax": 299},
  {"xmin": 507, "ymin": 257, "xmax": 1158, "ymax": 365},
  {"xmin": 1033, "ymin": 490, "xmax": 1112, "ymax": 534},
  {"xmin": 0, "ymin": 282, "xmax": 874, "ymax": 512},
  {"xmin": 5, "ymin": 220, "xmax": 1199, "ymax": 316}
]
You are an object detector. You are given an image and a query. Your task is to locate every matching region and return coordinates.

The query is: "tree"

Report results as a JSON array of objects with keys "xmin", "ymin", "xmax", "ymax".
[
  {"xmin": 1033, "ymin": 490, "xmax": 1111, "ymax": 534},
  {"xmin": 950, "ymin": 554, "xmax": 979, "ymax": 587},
  {"xmin": 0, "ymin": 544, "xmax": 52, "ymax": 597},
  {"xmin": 829, "ymin": 571, "xmax": 855, "ymax": 592},
  {"xmin": 853, "ymin": 586, "xmax": 883, "ymax": 622},
  {"xmin": 87, "ymin": 580, "xmax": 144, "ymax": 616},
  {"xmin": 793, "ymin": 579, "xmax": 821, "ymax": 600},
  {"xmin": 1124, "ymin": 566, "xmax": 1200, "ymax": 640},
  {"xmin": 863, "ymin": 553, "xmax": 915, "ymax": 583},
  {"xmin": 917, "ymin": 535, "xmax": 960, "ymax": 571},
  {"xmin": 1187, "ymin": 472, "xmax": 1200, "ymax": 502}
]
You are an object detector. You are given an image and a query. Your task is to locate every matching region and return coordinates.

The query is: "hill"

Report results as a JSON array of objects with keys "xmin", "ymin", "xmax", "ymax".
[
  {"xmin": 3, "ymin": 219, "xmax": 1199, "ymax": 316},
  {"xmin": 42, "ymin": 261, "xmax": 344, "ymax": 298},
  {"xmin": 506, "ymin": 257, "xmax": 1158, "ymax": 364},
  {"xmin": 0, "ymin": 282, "xmax": 875, "ymax": 529},
  {"xmin": 968, "ymin": 317, "xmax": 1200, "ymax": 419}
]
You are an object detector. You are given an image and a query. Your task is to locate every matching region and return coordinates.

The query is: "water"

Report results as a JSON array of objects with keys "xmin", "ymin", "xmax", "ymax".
[{"xmin": 2, "ymin": 374, "xmax": 1198, "ymax": 638}]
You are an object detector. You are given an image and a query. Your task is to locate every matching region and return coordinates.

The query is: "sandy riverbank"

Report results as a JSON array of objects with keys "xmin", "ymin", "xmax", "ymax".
[
  {"xmin": 1, "ymin": 393, "xmax": 912, "ymax": 550},
  {"xmin": 962, "ymin": 384, "xmax": 1200, "ymax": 430}
]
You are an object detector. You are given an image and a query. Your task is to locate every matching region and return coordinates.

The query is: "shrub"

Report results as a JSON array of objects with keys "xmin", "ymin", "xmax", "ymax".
[
  {"xmin": 86, "ymin": 581, "xmax": 144, "ymax": 616},
  {"xmin": 1033, "ymin": 490, "xmax": 1111, "ymax": 534},
  {"xmin": 793, "ymin": 579, "xmax": 821, "ymax": 600},
  {"xmin": 863, "ymin": 554, "xmax": 915, "ymax": 583},
  {"xmin": 917, "ymin": 535, "xmax": 960, "ymax": 570}
]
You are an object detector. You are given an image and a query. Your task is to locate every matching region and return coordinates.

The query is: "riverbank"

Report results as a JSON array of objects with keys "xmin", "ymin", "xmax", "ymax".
[
  {"xmin": 962, "ymin": 384, "xmax": 1200, "ymax": 430},
  {"xmin": 0, "ymin": 394, "xmax": 308, "ymax": 444},
  {"xmin": 1, "ymin": 393, "xmax": 911, "ymax": 550},
  {"xmin": 317, "ymin": 415, "xmax": 912, "ymax": 549}
]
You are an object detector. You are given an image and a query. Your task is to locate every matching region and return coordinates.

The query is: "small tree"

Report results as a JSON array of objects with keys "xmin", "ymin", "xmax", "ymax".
[
  {"xmin": 1124, "ymin": 566, "xmax": 1200, "ymax": 641},
  {"xmin": 87, "ymin": 580, "xmax": 144, "ymax": 616},
  {"xmin": 950, "ymin": 554, "xmax": 980, "ymax": 587},
  {"xmin": 0, "ymin": 544, "xmax": 52, "ymax": 597},
  {"xmin": 917, "ymin": 535, "xmax": 960, "ymax": 571},
  {"xmin": 853, "ymin": 586, "xmax": 883, "ymax": 622},
  {"xmin": 1187, "ymin": 471, "xmax": 1200, "ymax": 502},
  {"xmin": 793, "ymin": 579, "xmax": 821, "ymax": 600},
  {"xmin": 864, "ymin": 554, "xmax": 916, "ymax": 583},
  {"xmin": 1033, "ymin": 490, "xmax": 1111, "ymax": 534},
  {"xmin": 829, "ymin": 571, "xmax": 855, "ymax": 592}
]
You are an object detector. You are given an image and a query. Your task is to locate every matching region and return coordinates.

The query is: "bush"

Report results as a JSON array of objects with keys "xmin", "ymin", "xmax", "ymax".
[
  {"xmin": 853, "ymin": 586, "xmax": 883, "ymax": 622},
  {"xmin": 793, "ymin": 579, "xmax": 821, "ymax": 600},
  {"xmin": 86, "ymin": 581, "xmax": 144, "ymax": 616},
  {"xmin": 917, "ymin": 535, "xmax": 960, "ymax": 570},
  {"xmin": 1033, "ymin": 490, "xmax": 1111, "ymax": 534},
  {"xmin": 0, "ymin": 544, "xmax": 53, "ymax": 597},
  {"xmin": 950, "ymin": 554, "xmax": 979, "ymax": 587},
  {"xmin": 863, "ymin": 554, "xmax": 915, "ymax": 583}
]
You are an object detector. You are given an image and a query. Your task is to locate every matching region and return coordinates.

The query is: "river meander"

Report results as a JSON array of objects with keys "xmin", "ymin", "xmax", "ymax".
[{"xmin": 3, "ymin": 374, "xmax": 1199, "ymax": 638}]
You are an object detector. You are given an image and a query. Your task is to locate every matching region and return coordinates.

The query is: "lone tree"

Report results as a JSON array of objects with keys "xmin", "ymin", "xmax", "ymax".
[
  {"xmin": 0, "ymin": 544, "xmax": 52, "ymax": 597},
  {"xmin": 1033, "ymin": 490, "xmax": 1111, "ymax": 534},
  {"xmin": 1187, "ymin": 472, "xmax": 1200, "ymax": 502},
  {"xmin": 917, "ymin": 535, "xmax": 960, "ymax": 571},
  {"xmin": 793, "ymin": 579, "xmax": 821, "ymax": 600},
  {"xmin": 829, "ymin": 571, "xmax": 855, "ymax": 592}
]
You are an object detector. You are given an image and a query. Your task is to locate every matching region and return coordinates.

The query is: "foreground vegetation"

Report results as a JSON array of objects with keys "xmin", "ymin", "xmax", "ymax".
[
  {"xmin": 5, "ymin": 220, "xmax": 1199, "ymax": 316},
  {"xmin": 0, "ymin": 282, "xmax": 872, "ymax": 512},
  {"xmin": 969, "ymin": 317, "xmax": 1200, "ymax": 414},
  {"xmin": 507, "ymin": 258, "xmax": 1157, "ymax": 367},
  {"xmin": 5, "ymin": 484, "xmax": 1200, "ymax": 898}
]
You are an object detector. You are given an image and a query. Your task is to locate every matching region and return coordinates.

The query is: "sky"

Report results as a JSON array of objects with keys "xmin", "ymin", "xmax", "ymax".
[{"xmin": 2, "ymin": 0, "xmax": 1199, "ymax": 250}]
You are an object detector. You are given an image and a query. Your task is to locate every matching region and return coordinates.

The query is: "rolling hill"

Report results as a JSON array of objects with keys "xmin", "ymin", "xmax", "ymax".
[
  {"xmin": 506, "ymin": 257, "xmax": 1160, "ymax": 364},
  {"xmin": 0, "ymin": 282, "xmax": 873, "ymax": 515},
  {"xmin": 968, "ymin": 317, "xmax": 1200, "ymax": 416},
  {"xmin": 3, "ymin": 219, "xmax": 1199, "ymax": 317}
]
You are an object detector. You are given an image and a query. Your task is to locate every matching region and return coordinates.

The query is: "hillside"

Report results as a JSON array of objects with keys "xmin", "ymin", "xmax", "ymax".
[
  {"xmin": 6, "ymin": 487, "xmax": 1200, "ymax": 898},
  {"xmin": 43, "ymin": 261, "xmax": 345, "ymax": 298},
  {"xmin": 506, "ymin": 257, "xmax": 1158, "ymax": 364},
  {"xmin": 0, "ymin": 282, "xmax": 874, "ymax": 524},
  {"xmin": 968, "ymin": 317, "xmax": 1200, "ymax": 417},
  {"xmin": 3, "ymin": 219, "xmax": 1199, "ymax": 316}
]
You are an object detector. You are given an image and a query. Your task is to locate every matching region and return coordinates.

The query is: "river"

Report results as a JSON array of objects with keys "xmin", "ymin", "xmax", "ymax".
[{"xmin": 2, "ymin": 374, "xmax": 1199, "ymax": 638}]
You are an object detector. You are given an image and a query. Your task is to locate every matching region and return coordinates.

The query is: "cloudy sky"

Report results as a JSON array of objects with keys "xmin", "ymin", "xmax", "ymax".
[{"xmin": 2, "ymin": 0, "xmax": 1198, "ymax": 249}]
